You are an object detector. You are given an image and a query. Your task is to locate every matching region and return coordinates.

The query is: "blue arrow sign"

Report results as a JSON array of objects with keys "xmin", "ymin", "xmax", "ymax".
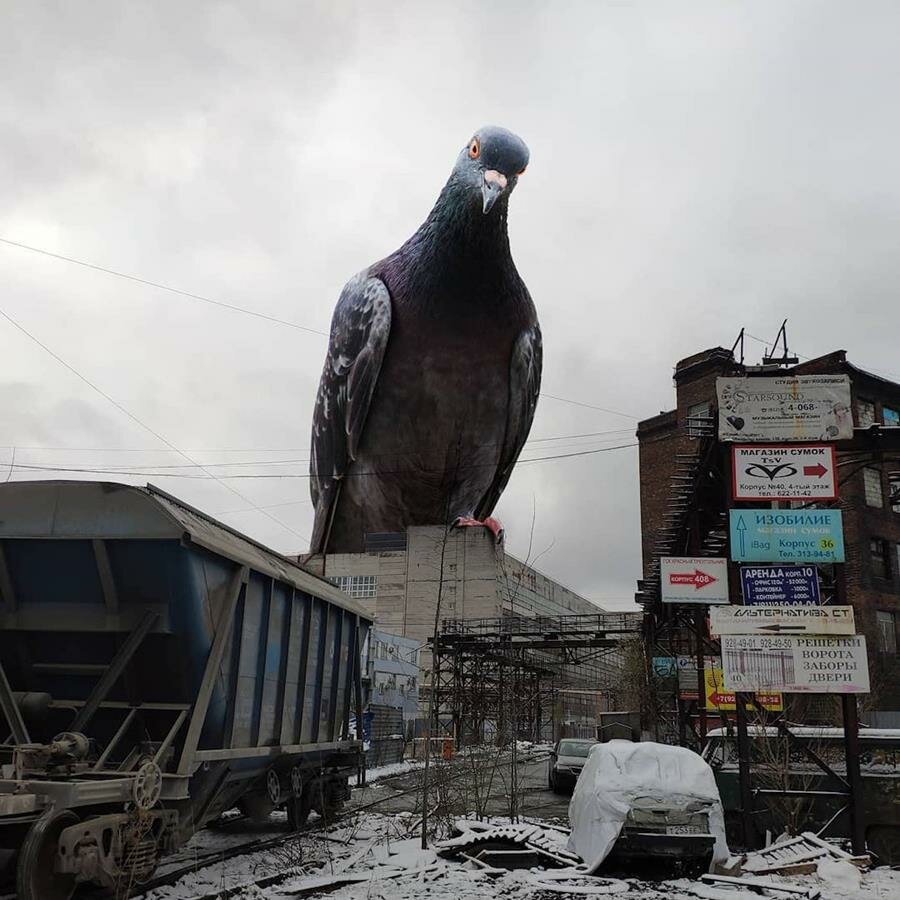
[{"xmin": 729, "ymin": 509, "xmax": 844, "ymax": 563}]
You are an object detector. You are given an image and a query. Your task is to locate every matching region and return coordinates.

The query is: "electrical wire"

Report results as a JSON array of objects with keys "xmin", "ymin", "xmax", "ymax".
[
  {"xmin": 0, "ymin": 234, "xmax": 637, "ymax": 419},
  {"xmin": 0, "ymin": 236, "xmax": 327, "ymax": 336},
  {"xmin": 7, "ymin": 442, "xmax": 637, "ymax": 480},
  {"xmin": 0, "ymin": 303, "xmax": 311, "ymax": 544},
  {"xmin": 0, "ymin": 427, "xmax": 637, "ymax": 469}
]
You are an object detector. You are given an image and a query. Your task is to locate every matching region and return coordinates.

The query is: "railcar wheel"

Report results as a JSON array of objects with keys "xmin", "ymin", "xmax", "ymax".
[{"xmin": 16, "ymin": 809, "xmax": 78, "ymax": 900}]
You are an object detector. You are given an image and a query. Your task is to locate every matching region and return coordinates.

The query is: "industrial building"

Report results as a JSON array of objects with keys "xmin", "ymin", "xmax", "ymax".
[
  {"xmin": 636, "ymin": 345, "xmax": 900, "ymax": 725},
  {"xmin": 319, "ymin": 524, "xmax": 609, "ymax": 645},
  {"xmin": 305, "ymin": 524, "xmax": 637, "ymax": 739}
]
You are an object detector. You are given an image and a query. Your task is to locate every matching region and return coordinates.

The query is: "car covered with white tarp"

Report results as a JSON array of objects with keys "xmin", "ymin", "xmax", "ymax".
[{"xmin": 568, "ymin": 740, "xmax": 729, "ymax": 873}]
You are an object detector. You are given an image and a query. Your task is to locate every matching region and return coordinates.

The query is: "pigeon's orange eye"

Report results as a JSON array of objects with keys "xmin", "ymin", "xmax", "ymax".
[
  {"xmin": 468, "ymin": 138, "xmax": 480, "ymax": 159},
  {"xmin": 518, "ymin": 166, "xmax": 526, "ymax": 176}
]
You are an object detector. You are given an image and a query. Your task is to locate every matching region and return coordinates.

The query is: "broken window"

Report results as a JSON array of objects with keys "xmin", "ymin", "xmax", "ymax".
[
  {"xmin": 864, "ymin": 467, "xmax": 884, "ymax": 508},
  {"xmin": 890, "ymin": 471, "xmax": 900, "ymax": 513},
  {"xmin": 876, "ymin": 610, "xmax": 897, "ymax": 655},
  {"xmin": 687, "ymin": 401, "xmax": 714, "ymax": 438},
  {"xmin": 858, "ymin": 398, "xmax": 876, "ymax": 427},
  {"xmin": 870, "ymin": 538, "xmax": 891, "ymax": 580},
  {"xmin": 884, "ymin": 406, "xmax": 900, "ymax": 427}
]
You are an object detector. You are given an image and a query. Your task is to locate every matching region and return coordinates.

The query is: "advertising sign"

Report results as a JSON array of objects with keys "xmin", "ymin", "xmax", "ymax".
[
  {"xmin": 710, "ymin": 605, "xmax": 855, "ymax": 637},
  {"xmin": 652, "ymin": 657, "xmax": 677, "ymax": 679},
  {"xmin": 704, "ymin": 667, "xmax": 783, "ymax": 711},
  {"xmin": 660, "ymin": 557, "xmax": 729, "ymax": 605},
  {"xmin": 677, "ymin": 655, "xmax": 720, "ymax": 701},
  {"xmin": 717, "ymin": 375, "xmax": 853, "ymax": 442},
  {"xmin": 729, "ymin": 509, "xmax": 844, "ymax": 563},
  {"xmin": 732, "ymin": 445, "xmax": 837, "ymax": 501},
  {"xmin": 721, "ymin": 635, "xmax": 870, "ymax": 693},
  {"xmin": 740, "ymin": 565, "xmax": 821, "ymax": 606}
]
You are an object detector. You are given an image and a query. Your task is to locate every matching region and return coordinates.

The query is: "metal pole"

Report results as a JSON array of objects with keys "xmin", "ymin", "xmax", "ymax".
[
  {"xmin": 735, "ymin": 691, "xmax": 756, "ymax": 849},
  {"xmin": 695, "ymin": 608, "xmax": 707, "ymax": 745},
  {"xmin": 841, "ymin": 694, "xmax": 865, "ymax": 855},
  {"xmin": 834, "ymin": 560, "xmax": 865, "ymax": 855}
]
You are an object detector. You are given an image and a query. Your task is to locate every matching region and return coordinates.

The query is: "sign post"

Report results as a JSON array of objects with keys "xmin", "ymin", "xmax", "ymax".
[
  {"xmin": 660, "ymin": 557, "xmax": 729, "ymax": 605},
  {"xmin": 710, "ymin": 605, "xmax": 855, "ymax": 637},
  {"xmin": 716, "ymin": 375, "xmax": 853, "ymax": 442},
  {"xmin": 732, "ymin": 445, "xmax": 837, "ymax": 501},
  {"xmin": 720, "ymin": 635, "xmax": 870, "ymax": 693},
  {"xmin": 740, "ymin": 565, "xmax": 821, "ymax": 606},
  {"xmin": 729, "ymin": 509, "xmax": 845, "ymax": 563}
]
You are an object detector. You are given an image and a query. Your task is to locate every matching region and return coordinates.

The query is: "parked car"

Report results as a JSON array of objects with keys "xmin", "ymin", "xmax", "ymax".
[
  {"xmin": 548, "ymin": 738, "xmax": 598, "ymax": 792},
  {"xmin": 569, "ymin": 741, "xmax": 726, "ymax": 875},
  {"xmin": 702, "ymin": 726, "xmax": 900, "ymax": 863}
]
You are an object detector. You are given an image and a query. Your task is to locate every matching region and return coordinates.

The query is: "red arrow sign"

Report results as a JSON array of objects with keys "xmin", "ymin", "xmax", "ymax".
[
  {"xmin": 668, "ymin": 569, "xmax": 717, "ymax": 590},
  {"xmin": 803, "ymin": 463, "xmax": 828, "ymax": 478}
]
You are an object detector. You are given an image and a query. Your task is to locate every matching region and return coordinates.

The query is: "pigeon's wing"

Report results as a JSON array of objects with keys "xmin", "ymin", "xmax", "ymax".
[
  {"xmin": 475, "ymin": 324, "xmax": 543, "ymax": 519},
  {"xmin": 309, "ymin": 274, "xmax": 392, "ymax": 552}
]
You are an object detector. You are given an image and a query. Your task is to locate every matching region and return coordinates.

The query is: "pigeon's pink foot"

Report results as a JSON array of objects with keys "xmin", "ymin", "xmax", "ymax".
[{"xmin": 452, "ymin": 515, "xmax": 504, "ymax": 543}]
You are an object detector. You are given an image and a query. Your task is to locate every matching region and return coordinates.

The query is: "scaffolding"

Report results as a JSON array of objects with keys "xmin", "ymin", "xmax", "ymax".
[{"xmin": 429, "ymin": 613, "xmax": 641, "ymax": 747}]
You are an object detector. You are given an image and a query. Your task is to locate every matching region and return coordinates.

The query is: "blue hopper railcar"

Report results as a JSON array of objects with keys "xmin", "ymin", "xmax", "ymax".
[{"xmin": 0, "ymin": 481, "xmax": 371, "ymax": 899}]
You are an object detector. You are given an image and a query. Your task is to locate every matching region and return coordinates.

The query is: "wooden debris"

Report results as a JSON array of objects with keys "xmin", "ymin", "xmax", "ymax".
[
  {"xmin": 701, "ymin": 872, "xmax": 821, "ymax": 899},
  {"xmin": 740, "ymin": 831, "xmax": 870, "ymax": 876}
]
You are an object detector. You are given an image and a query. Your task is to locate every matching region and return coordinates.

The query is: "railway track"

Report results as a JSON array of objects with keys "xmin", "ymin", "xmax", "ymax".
[{"xmin": 1, "ymin": 751, "xmax": 552, "ymax": 900}]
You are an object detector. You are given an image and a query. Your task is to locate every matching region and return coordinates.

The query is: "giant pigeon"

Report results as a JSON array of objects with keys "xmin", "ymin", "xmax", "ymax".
[{"xmin": 309, "ymin": 126, "xmax": 541, "ymax": 554}]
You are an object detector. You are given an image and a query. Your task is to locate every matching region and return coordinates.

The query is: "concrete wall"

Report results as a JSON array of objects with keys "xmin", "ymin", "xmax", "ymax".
[{"xmin": 323, "ymin": 524, "xmax": 605, "ymax": 643}]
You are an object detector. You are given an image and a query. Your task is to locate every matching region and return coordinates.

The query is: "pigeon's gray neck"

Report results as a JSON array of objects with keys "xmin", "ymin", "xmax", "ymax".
[{"xmin": 401, "ymin": 176, "xmax": 515, "ymax": 297}]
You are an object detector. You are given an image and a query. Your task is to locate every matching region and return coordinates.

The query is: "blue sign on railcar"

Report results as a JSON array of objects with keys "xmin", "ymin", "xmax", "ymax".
[
  {"xmin": 740, "ymin": 565, "xmax": 821, "ymax": 606},
  {"xmin": 729, "ymin": 509, "xmax": 844, "ymax": 563}
]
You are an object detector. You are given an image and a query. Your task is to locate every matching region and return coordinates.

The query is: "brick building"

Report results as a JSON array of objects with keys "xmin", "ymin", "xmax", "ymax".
[{"xmin": 636, "ymin": 347, "xmax": 900, "ymax": 717}]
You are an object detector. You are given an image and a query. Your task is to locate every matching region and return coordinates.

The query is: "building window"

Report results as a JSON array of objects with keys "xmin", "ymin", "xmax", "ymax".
[
  {"xmin": 876, "ymin": 611, "xmax": 897, "ymax": 655},
  {"xmin": 884, "ymin": 406, "xmax": 900, "ymax": 427},
  {"xmin": 890, "ymin": 471, "xmax": 900, "ymax": 513},
  {"xmin": 858, "ymin": 399, "xmax": 876, "ymax": 427},
  {"xmin": 331, "ymin": 574, "xmax": 377, "ymax": 600},
  {"xmin": 686, "ymin": 401, "xmax": 713, "ymax": 438},
  {"xmin": 870, "ymin": 538, "xmax": 891, "ymax": 580},
  {"xmin": 864, "ymin": 468, "xmax": 884, "ymax": 508}
]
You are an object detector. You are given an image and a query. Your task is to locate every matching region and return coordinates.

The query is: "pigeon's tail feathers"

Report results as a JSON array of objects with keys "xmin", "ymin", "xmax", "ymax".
[{"xmin": 310, "ymin": 477, "xmax": 343, "ymax": 556}]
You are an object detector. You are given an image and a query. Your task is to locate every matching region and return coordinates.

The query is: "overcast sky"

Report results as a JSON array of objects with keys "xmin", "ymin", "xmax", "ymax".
[{"xmin": 3, "ymin": 2, "xmax": 899, "ymax": 611}]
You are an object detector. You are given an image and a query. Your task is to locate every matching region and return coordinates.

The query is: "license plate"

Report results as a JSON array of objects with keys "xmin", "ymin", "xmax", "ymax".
[{"xmin": 666, "ymin": 824, "xmax": 703, "ymax": 835}]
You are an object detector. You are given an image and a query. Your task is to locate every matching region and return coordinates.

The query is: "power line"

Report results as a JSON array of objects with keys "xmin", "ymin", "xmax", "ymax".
[
  {"xmin": 743, "ymin": 330, "xmax": 900, "ymax": 383},
  {"xmin": 538, "ymin": 392, "xmax": 637, "ymax": 420},
  {"xmin": 0, "ymin": 427, "xmax": 635, "ymax": 454},
  {"xmin": 7, "ymin": 442, "xmax": 637, "ymax": 480},
  {"xmin": 0, "ymin": 236, "xmax": 328, "ymax": 336},
  {"xmin": 0, "ymin": 430, "xmax": 637, "ymax": 473},
  {"xmin": 0, "ymin": 303, "xmax": 310, "ymax": 544},
  {"xmin": 1, "ymin": 234, "xmax": 637, "ymax": 419}
]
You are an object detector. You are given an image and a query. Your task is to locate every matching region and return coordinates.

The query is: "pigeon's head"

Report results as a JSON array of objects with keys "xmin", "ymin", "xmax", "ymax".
[{"xmin": 454, "ymin": 125, "xmax": 529, "ymax": 215}]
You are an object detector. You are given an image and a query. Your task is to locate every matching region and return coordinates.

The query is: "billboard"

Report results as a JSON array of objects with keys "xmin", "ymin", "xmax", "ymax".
[
  {"xmin": 721, "ymin": 635, "xmax": 870, "ymax": 694},
  {"xmin": 710, "ymin": 604, "xmax": 855, "ymax": 637},
  {"xmin": 717, "ymin": 375, "xmax": 852, "ymax": 442},
  {"xmin": 729, "ymin": 509, "xmax": 844, "ymax": 563},
  {"xmin": 660, "ymin": 557, "xmax": 729, "ymax": 605},
  {"xmin": 732, "ymin": 445, "xmax": 837, "ymax": 501},
  {"xmin": 740, "ymin": 565, "xmax": 821, "ymax": 606},
  {"xmin": 704, "ymin": 667, "xmax": 783, "ymax": 711}
]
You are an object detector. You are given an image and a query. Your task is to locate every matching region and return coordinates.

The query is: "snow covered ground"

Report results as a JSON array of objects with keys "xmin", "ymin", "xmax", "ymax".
[{"xmin": 138, "ymin": 810, "xmax": 900, "ymax": 900}]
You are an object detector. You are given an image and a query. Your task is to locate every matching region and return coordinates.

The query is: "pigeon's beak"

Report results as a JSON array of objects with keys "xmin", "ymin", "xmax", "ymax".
[{"xmin": 481, "ymin": 170, "xmax": 508, "ymax": 214}]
